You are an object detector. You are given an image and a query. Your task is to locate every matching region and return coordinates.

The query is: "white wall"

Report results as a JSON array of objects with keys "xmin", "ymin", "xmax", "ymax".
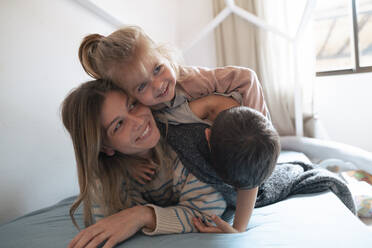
[
  {"xmin": 175, "ymin": 0, "xmax": 217, "ymax": 67},
  {"xmin": 0, "ymin": 0, "xmax": 215, "ymax": 224},
  {"xmin": 315, "ymin": 72, "xmax": 372, "ymax": 153},
  {"xmin": 0, "ymin": 0, "xmax": 115, "ymax": 224},
  {"xmin": 91, "ymin": 0, "xmax": 217, "ymax": 67},
  {"xmin": 91, "ymin": 0, "xmax": 178, "ymax": 44}
]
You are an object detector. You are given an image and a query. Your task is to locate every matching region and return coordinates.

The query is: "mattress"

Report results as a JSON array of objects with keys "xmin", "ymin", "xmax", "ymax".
[{"xmin": 1, "ymin": 151, "xmax": 371, "ymax": 248}]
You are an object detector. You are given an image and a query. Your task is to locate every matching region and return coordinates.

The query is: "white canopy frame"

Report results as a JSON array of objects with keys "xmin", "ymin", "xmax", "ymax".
[
  {"xmin": 75, "ymin": 0, "xmax": 317, "ymax": 136},
  {"xmin": 74, "ymin": 0, "xmax": 125, "ymax": 28},
  {"xmin": 183, "ymin": 0, "xmax": 317, "ymax": 137}
]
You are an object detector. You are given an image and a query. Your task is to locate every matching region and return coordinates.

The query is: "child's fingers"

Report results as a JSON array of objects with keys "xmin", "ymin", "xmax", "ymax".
[
  {"xmin": 200, "ymin": 217, "xmax": 214, "ymax": 227},
  {"xmin": 132, "ymin": 170, "xmax": 154, "ymax": 184},
  {"xmin": 211, "ymin": 215, "xmax": 237, "ymax": 233},
  {"xmin": 212, "ymin": 215, "xmax": 229, "ymax": 229},
  {"xmin": 193, "ymin": 218, "xmax": 208, "ymax": 232},
  {"xmin": 193, "ymin": 217, "xmax": 222, "ymax": 233},
  {"xmin": 149, "ymin": 164, "xmax": 157, "ymax": 170},
  {"xmin": 137, "ymin": 164, "xmax": 156, "ymax": 176},
  {"xmin": 139, "ymin": 173, "xmax": 152, "ymax": 181},
  {"xmin": 148, "ymin": 161, "xmax": 157, "ymax": 167},
  {"xmin": 142, "ymin": 168, "xmax": 155, "ymax": 175},
  {"xmin": 141, "ymin": 163, "xmax": 157, "ymax": 169},
  {"xmin": 134, "ymin": 176, "xmax": 146, "ymax": 185},
  {"xmin": 205, "ymin": 220, "xmax": 214, "ymax": 227}
]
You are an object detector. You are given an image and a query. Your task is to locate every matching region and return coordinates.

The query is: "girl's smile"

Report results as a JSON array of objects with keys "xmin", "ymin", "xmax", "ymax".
[
  {"xmin": 115, "ymin": 50, "xmax": 177, "ymax": 108},
  {"xmin": 157, "ymin": 81, "xmax": 170, "ymax": 99}
]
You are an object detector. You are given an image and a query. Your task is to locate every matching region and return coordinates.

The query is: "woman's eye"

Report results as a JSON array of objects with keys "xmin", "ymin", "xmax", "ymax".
[
  {"xmin": 153, "ymin": 65, "xmax": 162, "ymax": 75},
  {"xmin": 114, "ymin": 120, "xmax": 123, "ymax": 133},
  {"xmin": 137, "ymin": 82, "xmax": 147, "ymax": 93}
]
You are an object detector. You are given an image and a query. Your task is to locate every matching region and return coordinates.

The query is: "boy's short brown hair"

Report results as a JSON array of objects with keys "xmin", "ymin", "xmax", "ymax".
[{"xmin": 209, "ymin": 106, "xmax": 280, "ymax": 189}]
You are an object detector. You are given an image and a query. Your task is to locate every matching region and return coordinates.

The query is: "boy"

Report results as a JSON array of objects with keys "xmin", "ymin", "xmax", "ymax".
[{"xmin": 157, "ymin": 94, "xmax": 280, "ymax": 233}]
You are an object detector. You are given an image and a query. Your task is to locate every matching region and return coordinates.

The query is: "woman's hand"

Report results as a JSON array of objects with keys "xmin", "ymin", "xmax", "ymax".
[
  {"xmin": 68, "ymin": 206, "xmax": 155, "ymax": 248},
  {"xmin": 193, "ymin": 215, "xmax": 240, "ymax": 233},
  {"xmin": 127, "ymin": 162, "xmax": 156, "ymax": 185}
]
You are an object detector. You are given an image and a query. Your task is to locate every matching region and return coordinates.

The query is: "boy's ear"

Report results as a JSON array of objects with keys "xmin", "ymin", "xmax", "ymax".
[
  {"xmin": 204, "ymin": 128, "xmax": 211, "ymax": 147},
  {"xmin": 101, "ymin": 146, "xmax": 115, "ymax": 156}
]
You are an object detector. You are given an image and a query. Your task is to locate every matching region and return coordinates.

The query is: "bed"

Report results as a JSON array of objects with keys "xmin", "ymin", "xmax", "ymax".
[{"xmin": 1, "ymin": 151, "xmax": 371, "ymax": 248}]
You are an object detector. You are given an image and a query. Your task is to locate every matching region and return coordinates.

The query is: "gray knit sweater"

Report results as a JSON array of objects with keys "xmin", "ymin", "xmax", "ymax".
[{"xmin": 156, "ymin": 121, "xmax": 356, "ymax": 214}]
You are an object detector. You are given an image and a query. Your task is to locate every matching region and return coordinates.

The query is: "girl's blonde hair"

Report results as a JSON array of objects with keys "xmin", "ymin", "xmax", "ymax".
[
  {"xmin": 78, "ymin": 26, "xmax": 181, "ymax": 88},
  {"xmin": 61, "ymin": 79, "xmax": 172, "ymax": 229}
]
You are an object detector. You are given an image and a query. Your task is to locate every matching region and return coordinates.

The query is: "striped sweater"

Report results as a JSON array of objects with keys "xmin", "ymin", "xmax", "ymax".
[{"xmin": 93, "ymin": 150, "xmax": 226, "ymax": 235}]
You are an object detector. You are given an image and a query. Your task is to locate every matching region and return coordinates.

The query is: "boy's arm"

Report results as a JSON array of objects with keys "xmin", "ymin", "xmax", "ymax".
[
  {"xmin": 189, "ymin": 94, "xmax": 240, "ymax": 122},
  {"xmin": 179, "ymin": 66, "xmax": 270, "ymax": 119},
  {"xmin": 193, "ymin": 187, "xmax": 258, "ymax": 233},
  {"xmin": 233, "ymin": 187, "xmax": 258, "ymax": 232}
]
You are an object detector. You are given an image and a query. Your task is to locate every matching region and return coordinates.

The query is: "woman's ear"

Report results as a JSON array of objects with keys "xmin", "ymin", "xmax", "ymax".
[
  {"xmin": 101, "ymin": 146, "xmax": 115, "ymax": 156},
  {"xmin": 204, "ymin": 128, "xmax": 211, "ymax": 149}
]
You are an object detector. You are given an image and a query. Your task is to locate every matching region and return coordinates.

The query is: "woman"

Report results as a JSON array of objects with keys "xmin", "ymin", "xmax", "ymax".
[{"xmin": 61, "ymin": 79, "xmax": 226, "ymax": 248}]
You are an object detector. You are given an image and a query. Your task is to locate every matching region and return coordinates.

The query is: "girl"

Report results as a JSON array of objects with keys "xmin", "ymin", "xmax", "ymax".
[
  {"xmin": 61, "ymin": 80, "xmax": 226, "ymax": 248},
  {"xmin": 78, "ymin": 26, "xmax": 269, "ymax": 118}
]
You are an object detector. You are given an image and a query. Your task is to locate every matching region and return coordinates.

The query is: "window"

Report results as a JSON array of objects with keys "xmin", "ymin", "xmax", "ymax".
[{"xmin": 313, "ymin": 0, "xmax": 372, "ymax": 76}]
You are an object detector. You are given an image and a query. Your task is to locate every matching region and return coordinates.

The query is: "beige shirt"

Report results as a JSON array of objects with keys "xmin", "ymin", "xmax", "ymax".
[
  {"xmin": 155, "ymin": 66, "xmax": 270, "ymax": 126},
  {"xmin": 176, "ymin": 66, "xmax": 269, "ymax": 119},
  {"xmin": 156, "ymin": 87, "xmax": 242, "ymax": 126}
]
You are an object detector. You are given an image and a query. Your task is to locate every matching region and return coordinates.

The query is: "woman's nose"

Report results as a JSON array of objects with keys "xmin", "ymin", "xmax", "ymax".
[{"xmin": 128, "ymin": 114, "xmax": 145, "ymax": 130}]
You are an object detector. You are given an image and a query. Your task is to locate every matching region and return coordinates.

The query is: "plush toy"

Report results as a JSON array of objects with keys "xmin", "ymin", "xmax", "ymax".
[
  {"xmin": 346, "ymin": 171, "xmax": 372, "ymax": 185},
  {"xmin": 342, "ymin": 170, "xmax": 372, "ymax": 218},
  {"xmin": 280, "ymin": 136, "xmax": 372, "ymax": 217}
]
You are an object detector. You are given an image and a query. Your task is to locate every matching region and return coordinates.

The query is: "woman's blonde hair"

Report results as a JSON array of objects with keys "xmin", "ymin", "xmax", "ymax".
[
  {"xmin": 78, "ymin": 26, "xmax": 181, "ymax": 88},
  {"xmin": 61, "ymin": 79, "xmax": 172, "ymax": 229}
]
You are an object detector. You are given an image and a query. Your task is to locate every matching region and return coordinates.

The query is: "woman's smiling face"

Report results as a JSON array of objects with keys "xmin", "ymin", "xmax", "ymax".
[{"xmin": 100, "ymin": 91, "xmax": 160, "ymax": 158}]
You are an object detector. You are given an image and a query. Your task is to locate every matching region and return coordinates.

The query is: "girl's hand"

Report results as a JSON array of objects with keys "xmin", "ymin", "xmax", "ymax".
[
  {"xmin": 68, "ymin": 206, "xmax": 155, "ymax": 248},
  {"xmin": 127, "ymin": 162, "xmax": 156, "ymax": 185},
  {"xmin": 193, "ymin": 215, "xmax": 240, "ymax": 233}
]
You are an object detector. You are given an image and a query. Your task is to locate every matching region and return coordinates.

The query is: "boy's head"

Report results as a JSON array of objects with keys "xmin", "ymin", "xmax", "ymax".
[{"xmin": 206, "ymin": 106, "xmax": 280, "ymax": 189}]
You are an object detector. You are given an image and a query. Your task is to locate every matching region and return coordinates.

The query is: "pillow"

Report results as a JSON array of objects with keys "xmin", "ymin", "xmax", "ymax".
[{"xmin": 280, "ymin": 136, "xmax": 372, "ymax": 174}]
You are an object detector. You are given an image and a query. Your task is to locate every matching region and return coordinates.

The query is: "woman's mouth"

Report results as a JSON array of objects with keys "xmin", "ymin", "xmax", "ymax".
[{"xmin": 135, "ymin": 122, "xmax": 151, "ymax": 143}]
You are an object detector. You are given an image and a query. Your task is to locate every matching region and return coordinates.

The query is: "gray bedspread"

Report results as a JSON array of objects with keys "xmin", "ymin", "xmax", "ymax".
[{"xmin": 0, "ymin": 153, "xmax": 369, "ymax": 248}]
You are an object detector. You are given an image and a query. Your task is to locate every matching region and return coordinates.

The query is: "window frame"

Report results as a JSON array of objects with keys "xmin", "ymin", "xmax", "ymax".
[{"xmin": 316, "ymin": 0, "xmax": 372, "ymax": 76}]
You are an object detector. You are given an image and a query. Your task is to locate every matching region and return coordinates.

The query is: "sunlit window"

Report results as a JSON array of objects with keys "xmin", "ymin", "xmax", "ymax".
[
  {"xmin": 313, "ymin": 0, "xmax": 372, "ymax": 75},
  {"xmin": 358, "ymin": 0, "xmax": 372, "ymax": 66}
]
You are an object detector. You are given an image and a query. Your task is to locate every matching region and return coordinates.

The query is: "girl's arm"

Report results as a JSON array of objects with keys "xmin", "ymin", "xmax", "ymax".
[{"xmin": 178, "ymin": 66, "xmax": 269, "ymax": 119}]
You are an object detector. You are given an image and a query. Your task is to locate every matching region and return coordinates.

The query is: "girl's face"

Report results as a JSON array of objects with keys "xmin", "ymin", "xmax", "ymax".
[
  {"xmin": 116, "ymin": 52, "xmax": 177, "ymax": 108},
  {"xmin": 100, "ymin": 91, "xmax": 160, "ymax": 158}
]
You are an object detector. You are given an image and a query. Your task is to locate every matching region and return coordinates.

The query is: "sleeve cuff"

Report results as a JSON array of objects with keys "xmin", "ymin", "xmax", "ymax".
[{"xmin": 141, "ymin": 204, "xmax": 184, "ymax": 235}]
